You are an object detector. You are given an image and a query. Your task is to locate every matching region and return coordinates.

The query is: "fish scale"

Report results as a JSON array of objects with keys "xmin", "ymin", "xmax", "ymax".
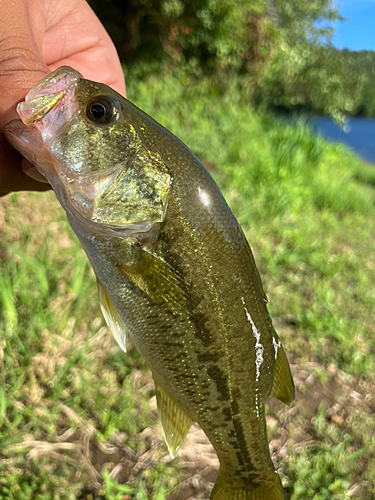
[
  {"xmin": 5, "ymin": 66, "xmax": 294, "ymax": 500},
  {"xmin": 68, "ymin": 193, "xmax": 281, "ymax": 490}
]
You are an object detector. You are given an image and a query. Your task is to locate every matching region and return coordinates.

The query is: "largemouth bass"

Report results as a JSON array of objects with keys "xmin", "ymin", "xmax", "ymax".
[{"xmin": 5, "ymin": 67, "xmax": 294, "ymax": 500}]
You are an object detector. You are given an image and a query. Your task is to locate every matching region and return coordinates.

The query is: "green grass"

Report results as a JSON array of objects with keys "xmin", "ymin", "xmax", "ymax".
[{"xmin": 1, "ymin": 69, "xmax": 375, "ymax": 499}]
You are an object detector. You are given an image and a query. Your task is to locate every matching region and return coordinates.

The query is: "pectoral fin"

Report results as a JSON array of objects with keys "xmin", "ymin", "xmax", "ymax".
[
  {"xmin": 270, "ymin": 340, "xmax": 295, "ymax": 404},
  {"xmin": 98, "ymin": 280, "xmax": 132, "ymax": 353},
  {"xmin": 154, "ymin": 381, "xmax": 194, "ymax": 458},
  {"xmin": 121, "ymin": 246, "xmax": 201, "ymax": 316}
]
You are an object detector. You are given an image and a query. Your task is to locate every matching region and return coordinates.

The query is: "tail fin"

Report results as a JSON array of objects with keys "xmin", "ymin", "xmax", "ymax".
[{"xmin": 211, "ymin": 468, "xmax": 285, "ymax": 500}]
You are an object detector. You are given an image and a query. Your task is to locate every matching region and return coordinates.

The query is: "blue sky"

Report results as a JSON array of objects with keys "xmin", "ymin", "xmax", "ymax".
[{"xmin": 333, "ymin": 0, "xmax": 375, "ymax": 50}]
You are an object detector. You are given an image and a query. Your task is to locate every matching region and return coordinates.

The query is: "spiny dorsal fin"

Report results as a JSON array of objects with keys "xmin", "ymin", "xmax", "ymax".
[
  {"xmin": 243, "ymin": 235, "xmax": 268, "ymax": 303},
  {"xmin": 269, "ymin": 338, "xmax": 294, "ymax": 404},
  {"xmin": 98, "ymin": 280, "xmax": 132, "ymax": 353},
  {"xmin": 121, "ymin": 246, "xmax": 201, "ymax": 316},
  {"xmin": 154, "ymin": 380, "xmax": 194, "ymax": 458}
]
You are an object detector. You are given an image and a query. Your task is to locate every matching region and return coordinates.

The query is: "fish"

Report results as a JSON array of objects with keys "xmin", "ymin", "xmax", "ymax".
[{"xmin": 5, "ymin": 66, "xmax": 294, "ymax": 500}]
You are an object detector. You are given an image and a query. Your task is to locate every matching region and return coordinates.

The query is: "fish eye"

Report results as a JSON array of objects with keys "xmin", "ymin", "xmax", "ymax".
[{"xmin": 85, "ymin": 97, "xmax": 117, "ymax": 124}]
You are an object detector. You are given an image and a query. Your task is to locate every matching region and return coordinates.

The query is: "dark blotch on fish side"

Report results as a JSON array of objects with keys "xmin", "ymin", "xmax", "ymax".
[
  {"xmin": 192, "ymin": 312, "xmax": 216, "ymax": 347},
  {"xmin": 207, "ymin": 365, "xmax": 230, "ymax": 401}
]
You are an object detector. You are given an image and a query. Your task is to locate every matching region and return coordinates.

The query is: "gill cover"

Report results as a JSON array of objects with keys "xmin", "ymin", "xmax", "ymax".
[{"xmin": 6, "ymin": 66, "xmax": 173, "ymax": 230}]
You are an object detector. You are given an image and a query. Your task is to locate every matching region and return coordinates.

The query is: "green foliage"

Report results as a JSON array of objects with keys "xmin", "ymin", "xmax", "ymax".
[
  {"xmin": 89, "ymin": 0, "xmax": 339, "ymax": 71},
  {"xmin": 341, "ymin": 49, "xmax": 375, "ymax": 117},
  {"xmin": 0, "ymin": 201, "xmax": 155, "ymax": 499},
  {"xmin": 257, "ymin": 45, "xmax": 365, "ymax": 119},
  {"xmin": 102, "ymin": 470, "xmax": 135, "ymax": 499},
  {"xmin": 88, "ymin": 0, "xmax": 375, "ymax": 116},
  {"xmin": 0, "ymin": 459, "xmax": 79, "ymax": 500},
  {"xmin": 253, "ymin": 1, "xmax": 357, "ymax": 118},
  {"xmin": 88, "ymin": 0, "xmax": 368, "ymax": 116},
  {"xmin": 127, "ymin": 70, "xmax": 374, "ymax": 221},
  {"xmin": 287, "ymin": 406, "xmax": 363, "ymax": 499}
]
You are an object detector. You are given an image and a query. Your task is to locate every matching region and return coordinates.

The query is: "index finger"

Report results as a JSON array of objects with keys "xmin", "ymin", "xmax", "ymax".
[{"xmin": 43, "ymin": 0, "xmax": 126, "ymax": 96}]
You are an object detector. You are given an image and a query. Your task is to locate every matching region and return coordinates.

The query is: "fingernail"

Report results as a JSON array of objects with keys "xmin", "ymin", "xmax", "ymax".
[{"xmin": 23, "ymin": 167, "xmax": 49, "ymax": 184}]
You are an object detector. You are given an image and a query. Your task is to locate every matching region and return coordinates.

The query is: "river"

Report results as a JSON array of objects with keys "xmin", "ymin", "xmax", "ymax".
[{"xmin": 312, "ymin": 117, "xmax": 375, "ymax": 164}]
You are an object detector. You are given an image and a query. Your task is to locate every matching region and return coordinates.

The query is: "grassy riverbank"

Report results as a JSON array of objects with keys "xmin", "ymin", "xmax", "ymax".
[{"xmin": 1, "ymin": 72, "xmax": 375, "ymax": 499}]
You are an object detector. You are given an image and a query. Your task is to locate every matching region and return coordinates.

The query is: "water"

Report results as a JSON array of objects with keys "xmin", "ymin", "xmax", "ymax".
[{"xmin": 312, "ymin": 117, "xmax": 375, "ymax": 164}]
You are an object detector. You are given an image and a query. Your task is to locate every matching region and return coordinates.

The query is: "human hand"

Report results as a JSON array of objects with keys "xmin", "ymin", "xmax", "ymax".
[{"xmin": 0, "ymin": 0, "xmax": 125, "ymax": 196}]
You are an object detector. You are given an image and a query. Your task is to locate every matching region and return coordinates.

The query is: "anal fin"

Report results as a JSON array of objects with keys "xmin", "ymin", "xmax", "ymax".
[
  {"xmin": 154, "ymin": 380, "xmax": 194, "ymax": 458},
  {"xmin": 98, "ymin": 280, "xmax": 132, "ymax": 353}
]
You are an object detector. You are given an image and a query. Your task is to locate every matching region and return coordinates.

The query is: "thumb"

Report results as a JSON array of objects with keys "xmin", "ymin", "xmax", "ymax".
[
  {"xmin": 0, "ymin": 0, "xmax": 49, "ymax": 130},
  {"xmin": 0, "ymin": 0, "xmax": 52, "ymax": 194}
]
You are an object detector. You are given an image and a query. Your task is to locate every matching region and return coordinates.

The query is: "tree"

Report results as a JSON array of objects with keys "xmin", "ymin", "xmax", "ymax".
[{"xmin": 88, "ymin": 0, "xmax": 373, "ymax": 116}]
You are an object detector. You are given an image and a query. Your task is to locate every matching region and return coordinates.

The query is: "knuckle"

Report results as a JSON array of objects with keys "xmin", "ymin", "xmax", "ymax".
[{"xmin": 0, "ymin": 37, "xmax": 47, "ymax": 84}]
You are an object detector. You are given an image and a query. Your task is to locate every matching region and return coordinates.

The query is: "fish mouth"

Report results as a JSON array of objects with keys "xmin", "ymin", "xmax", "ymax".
[
  {"xmin": 5, "ymin": 67, "xmax": 83, "ymax": 175},
  {"xmin": 17, "ymin": 66, "xmax": 82, "ymax": 127}
]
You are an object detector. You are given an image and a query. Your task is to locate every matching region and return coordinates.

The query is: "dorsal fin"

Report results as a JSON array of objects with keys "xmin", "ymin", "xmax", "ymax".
[{"xmin": 243, "ymin": 235, "xmax": 268, "ymax": 303}]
